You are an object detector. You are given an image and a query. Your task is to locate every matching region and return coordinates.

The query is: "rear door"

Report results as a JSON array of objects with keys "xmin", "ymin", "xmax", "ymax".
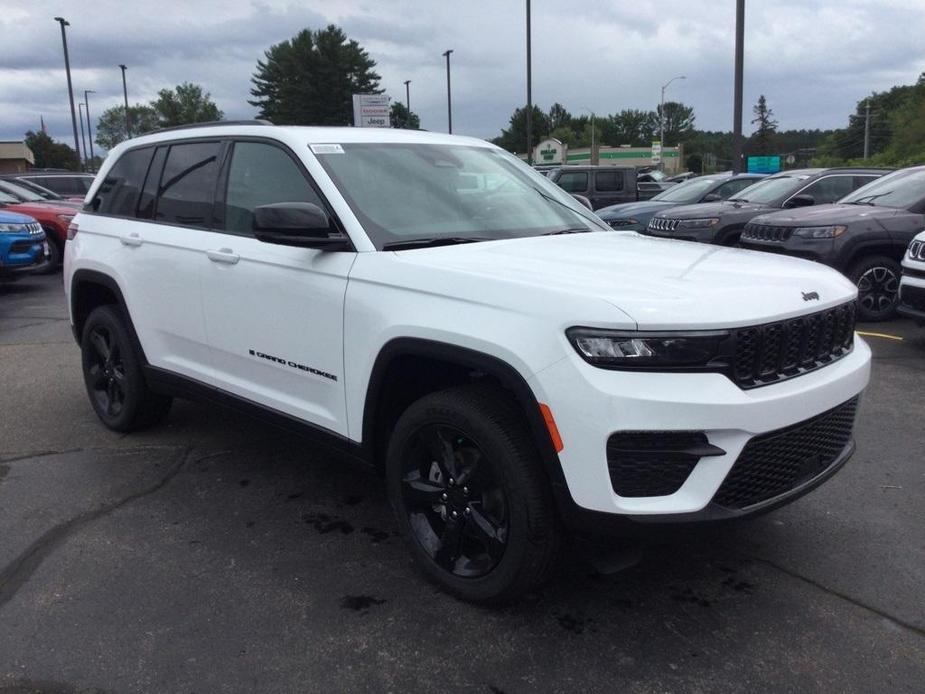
[
  {"xmin": 591, "ymin": 169, "xmax": 629, "ymax": 209},
  {"xmin": 199, "ymin": 139, "xmax": 354, "ymax": 435},
  {"xmin": 86, "ymin": 140, "xmax": 222, "ymax": 382}
]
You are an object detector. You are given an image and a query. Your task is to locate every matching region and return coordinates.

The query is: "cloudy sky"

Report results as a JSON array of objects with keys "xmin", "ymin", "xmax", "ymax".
[{"xmin": 2, "ymin": 0, "xmax": 924, "ymax": 152}]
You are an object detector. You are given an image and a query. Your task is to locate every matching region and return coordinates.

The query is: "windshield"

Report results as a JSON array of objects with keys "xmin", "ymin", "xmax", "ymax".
[
  {"xmin": 652, "ymin": 177, "xmax": 723, "ymax": 203},
  {"xmin": 0, "ymin": 190, "xmax": 18, "ymax": 204},
  {"xmin": 840, "ymin": 168, "xmax": 925, "ymax": 209},
  {"xmin": 729, "ymin": 174, "xmax": 809, "ymax": 204},
  {"xmin": 0, "ymin": 180, "xmax": 45, "ymax": 202},
  {"xmin": 313, "ymin": 143, "xmax": 607, "ymax": 249}
]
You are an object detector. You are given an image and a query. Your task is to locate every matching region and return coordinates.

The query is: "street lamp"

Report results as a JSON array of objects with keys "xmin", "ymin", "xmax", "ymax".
[
  {"xmin": 403, "ymin": 80, "xmax": 411, "ymax": 112},
  {"xmin": 659, "ymin": 75, "xmax": 686, "ymax": 170},
  {"xmin": 78, "ymin": 102, "xmax": 87, "ymax": 170},
  {"xmin": 119, "ymin": 64, "xmax": 130, "ymax": 138},
  {"xmin": 54, "ymin": 17, "xmax": 81, "ymax": 168},
  {"xmin": 442, "ymin": 49, "xmax": 453, "ymax": 134},
  {"xmin": 581, "ymin": 107, "xmax": 596, "ymax": 165},
  {"xmin": 84, "ymin": 90, "xmax": 96, "ymax": 166}
]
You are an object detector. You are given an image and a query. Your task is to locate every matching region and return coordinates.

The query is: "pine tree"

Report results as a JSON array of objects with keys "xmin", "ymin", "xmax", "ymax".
[{"xmin": 750, "ymin": 95, "xmax": 779, "ymax": 155}]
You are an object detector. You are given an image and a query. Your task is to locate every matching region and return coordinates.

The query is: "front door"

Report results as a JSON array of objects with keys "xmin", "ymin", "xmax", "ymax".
[{"xmin": 200, "ymin": 140, "xmax": 354, "ymax": 435}]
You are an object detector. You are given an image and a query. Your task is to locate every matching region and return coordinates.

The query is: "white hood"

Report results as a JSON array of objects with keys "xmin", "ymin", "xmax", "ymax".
[{"xmin": 387, "ymin": 232, "xmax": 857, "ymax": 330}]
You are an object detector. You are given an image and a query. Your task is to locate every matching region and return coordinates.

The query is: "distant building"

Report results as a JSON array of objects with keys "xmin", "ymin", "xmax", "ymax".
[
  {"xmin": 528, "ymin": 138, "xmax": 683, "ymax": 173},
  {"xmin": 0, "ymin": 141, "xmax": 35, "ymax": 173}
]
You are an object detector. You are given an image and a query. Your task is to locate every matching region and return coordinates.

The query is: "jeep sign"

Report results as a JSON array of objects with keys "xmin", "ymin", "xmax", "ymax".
[{"xmin": 352, "ymin": 94, "xmax": 391, "ymax": 128}]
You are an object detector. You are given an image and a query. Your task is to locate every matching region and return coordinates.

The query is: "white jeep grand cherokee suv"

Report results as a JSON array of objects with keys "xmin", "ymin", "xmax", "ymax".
[{"xmin": 64, "ymin": 123, "xmax": 871, "ymax": 602}]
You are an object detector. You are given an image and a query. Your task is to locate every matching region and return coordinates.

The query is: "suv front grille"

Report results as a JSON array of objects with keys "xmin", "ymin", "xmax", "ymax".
[
  {"xmin": 731, "ymin": 302, "xmax": 855, "ymax": 388},
  {"xmin": 648, "ymin": 217, "xmax": 680, "ymax": 232},
  {"xmin": 712, "ymin": 397, "xmax": 858, "ymax": 510},
  {"xmin": 900, "ymin": 284, "xmax": 925, "ymax": 312},
  {"xmin": 742, "ymin": 223, "xmax": 793, "ymax": 242},
  {"xmin": 909, "ymin": 240, "xmax": 925, "ymax": 261}
]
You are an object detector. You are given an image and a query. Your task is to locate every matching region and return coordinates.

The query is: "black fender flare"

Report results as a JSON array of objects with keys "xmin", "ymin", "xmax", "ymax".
[{"xmin": 69, "ymin": 269, "xmax": 149, "ymax": 364}]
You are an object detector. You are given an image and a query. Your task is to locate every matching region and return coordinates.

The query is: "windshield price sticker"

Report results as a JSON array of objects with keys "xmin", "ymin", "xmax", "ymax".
[{"xmin": 310, "ymin": 144, "xmax": 345, "ymax": 154}]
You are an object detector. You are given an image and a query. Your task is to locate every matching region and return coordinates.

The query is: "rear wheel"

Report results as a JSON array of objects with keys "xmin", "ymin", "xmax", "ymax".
[
  {"xmin": 38, "ymin": 233, "xmax": 62, "ymax": 274},
  {"xmin": 849, "ymin": 255, "xmax": 901, "ymax": 322},
  {"xmin": 81, "ymin": 305, "xmax": 172, "ymax": 432},
  {"xmin": 386, "ymin": 384, "xmax": 561, "ymax": 603}
]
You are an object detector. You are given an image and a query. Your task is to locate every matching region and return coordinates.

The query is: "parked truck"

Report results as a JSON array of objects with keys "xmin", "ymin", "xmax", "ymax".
[{"xmin": 548, "ymin": 166, "xmax": 675, "ymax": 210}]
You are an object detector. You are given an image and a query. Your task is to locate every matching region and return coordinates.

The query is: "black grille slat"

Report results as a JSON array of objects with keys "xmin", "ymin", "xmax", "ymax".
[
  {"xmin": 732, "ymin": 302, "xmax": 856, "ymax": 388},
  {"xmin": 713, "ymin": 397, "xmax": 859, "ymax": 509},
  {"xmin": 742, "ymin": 222, "xmax": 792, "ymax": 243}
]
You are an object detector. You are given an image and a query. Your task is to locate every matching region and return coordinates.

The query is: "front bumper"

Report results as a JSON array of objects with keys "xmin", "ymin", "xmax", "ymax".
[
  {"xmin": 529, "ymin": 335, "xmax": 871, "ymax": 522},
  {"xmin": 898, "ymin": 271, "xmax": 925, "ymax": 322},
  {"xmin": 739, "ymin": 236, "xmax": 835, "ymax": 264},
  {"xmin": 0, "ymin": 237, "xmax": 49, "ymax": 278}
]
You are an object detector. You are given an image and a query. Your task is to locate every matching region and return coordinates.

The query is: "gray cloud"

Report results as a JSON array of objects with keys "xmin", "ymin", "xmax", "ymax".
[{"xmin": 2, "ymin": 0, "xmax": 924, "ymax": 152}]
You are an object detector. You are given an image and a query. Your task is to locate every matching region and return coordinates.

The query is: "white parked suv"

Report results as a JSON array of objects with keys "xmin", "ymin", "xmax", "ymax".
[
  {"xmin": 898, "ymin": 230, "xmax": 925, "ymax": 323},
  {"xmin": 64, "ymin": 122, "xmax": 871, "ymax": 602}
]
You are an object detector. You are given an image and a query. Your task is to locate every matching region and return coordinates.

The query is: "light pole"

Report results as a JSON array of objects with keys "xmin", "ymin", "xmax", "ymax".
[
  {"xmin": 659, "ymin": 75, "xmax": 686, "ymax": 171},
  {"xmin": 581, "ymin": 107, "xmax": 596, "ymax": 165},
  {"xmin": 442, "ymin": 49, "xmax": 453, "ymax": 134},
  {"xmin": 54, "ymin": 17, "xmax": 81, "ymax": 169},
  {"xmin": 84, "ymin": 89, "xmax": 96, "ymax": 166},
  {"xmin": 119, "ymin": 64, "xmax": 130, "ymax": 138},
  {"xmin": 403, "ymin": 80, "xmax": 411, "ymax": 112},
  {"xmin": 525, "ymin": 0, "xmax": 533, "ymax": 163},
  {"xmin": 732, "ymin": 0, "xmax": 745, "ymax": 173},
  {"xmin": 78, "ymin": 102, "xmax": 88, "ymax": 170}
]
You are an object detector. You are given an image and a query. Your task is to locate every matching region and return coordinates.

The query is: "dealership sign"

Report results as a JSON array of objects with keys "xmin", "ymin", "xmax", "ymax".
[
  {"xmin": 352, "ymin": 94, "xmax": 391, "ymax": 127},
  {"xmin": 534, "ymin": 138, "xmax": 566, "ymax": 165},
  {"xmin": 651, "ymin": 140, "xmax": 662, "ymax": 164}
]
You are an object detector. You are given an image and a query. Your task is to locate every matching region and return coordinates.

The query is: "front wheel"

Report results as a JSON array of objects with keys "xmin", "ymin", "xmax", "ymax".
[
  {"xmin": 386, "ymin": 384, "xmax": 561, "ymax": 603},
  {"xmin": 850, "ymin": 255, "xmax": 901, "ymax": 322}
]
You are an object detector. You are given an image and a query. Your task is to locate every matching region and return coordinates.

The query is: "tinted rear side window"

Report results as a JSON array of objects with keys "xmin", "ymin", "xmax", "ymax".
[
  {"xmin": 595, "ymin": 171, "xmax": 624, "ymax": 192},
  {"xmin": 91, "ymin": 147, "xmax": 154, "ymax": 216},
  {"xmin": 555, "ymin": 171, "xmax": 588, "ymax": 193},
  {"xmin": 155, "ymin": 142, "xmax": 222, "ymax": 228}
]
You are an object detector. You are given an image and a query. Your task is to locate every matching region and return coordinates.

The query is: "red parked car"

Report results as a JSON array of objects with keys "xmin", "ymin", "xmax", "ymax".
[{"xmin": 0, "ymin": 189, "xmax": 76, "ymax": 270}]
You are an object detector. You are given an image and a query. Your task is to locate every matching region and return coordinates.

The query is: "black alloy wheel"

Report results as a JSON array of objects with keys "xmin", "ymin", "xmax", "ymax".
[
  {"xmin": 399, "ymin": 423, "xmax": 509, "ymax": 578},
  {"xmin": 386, "ymin": 384, "xmax": 561, "ymax": 603},
  {"xmin": 80, "ymin": 305, "xmax": 172, "ymax": 432}
]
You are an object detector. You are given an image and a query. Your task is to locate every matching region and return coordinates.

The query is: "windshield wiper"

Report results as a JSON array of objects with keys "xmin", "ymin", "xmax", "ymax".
[
  {"xmin": 845, "ymin": 191, "xmax": 892, "ymax": 206},
  {"xmin": 542, "ymin": 227, "xmax": 591, "ymax": 235},
  {"xmin": 382, "ymin": 236, "xmax": 491, "ymax": 251}
]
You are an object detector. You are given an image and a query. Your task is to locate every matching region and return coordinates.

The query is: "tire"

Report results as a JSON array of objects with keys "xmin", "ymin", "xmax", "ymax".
[
  {"xmin": 80, "ymin": 305, "xmax": 172, "ymax": 432},
  {"xmin": 386, "ymin": 383, "xmax": 561, "ymax": 603},
  {"xmin": 38, "ymin": 233, "xmax": 62, "ymax": 274},
  {"xmin": 849, "ymin": 255, "xmax": 901, "ymax": 322}
]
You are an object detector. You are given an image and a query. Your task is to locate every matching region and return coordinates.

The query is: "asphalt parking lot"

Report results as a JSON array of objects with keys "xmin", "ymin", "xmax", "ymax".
[{"xmin": 1, "ymin": 273, "xmax": 923, "ymax": 694}]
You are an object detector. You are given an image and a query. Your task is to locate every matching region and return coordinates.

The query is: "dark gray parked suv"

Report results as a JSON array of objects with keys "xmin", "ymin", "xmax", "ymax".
[
  {"xmin": 740, "ymin": 166, "xmax": 925, "ymax": 321},
  {"xmin": 644, "ymin": 168, "xmax": 889, "ymax": 246}
]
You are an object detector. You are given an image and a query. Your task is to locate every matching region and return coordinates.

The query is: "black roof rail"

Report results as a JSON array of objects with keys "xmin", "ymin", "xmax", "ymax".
[{"xmin": 148, "ymin": 119, "xmax": 272, "ymax": 135}]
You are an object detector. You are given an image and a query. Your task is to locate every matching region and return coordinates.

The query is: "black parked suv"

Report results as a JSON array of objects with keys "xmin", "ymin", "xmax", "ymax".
[
  {"xmin": 644, "ymin": 168, "xmax": 888, "ymax": 246},
  {"xmin": 740, "ymin": 166, "xmax": 925, "ymax": 321}
]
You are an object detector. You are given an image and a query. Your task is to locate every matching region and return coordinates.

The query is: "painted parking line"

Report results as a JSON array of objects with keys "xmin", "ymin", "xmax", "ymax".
[{"xmin": 857, "ymin": 331, "xmax": 904, "ymax": 341}]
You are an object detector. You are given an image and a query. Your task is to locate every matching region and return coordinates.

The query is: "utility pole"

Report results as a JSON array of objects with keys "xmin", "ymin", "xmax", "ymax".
[
  {"xmin": 863, "ymin": 99, "xmax": 871, "ymax": 160},
  {"xmin": 78, "ymin": 102, "xmax": 87, "ymax": 170},
  {"xmin": 525, "ymin": 0, "xmax": 533, "ymax": 164},
  {"xmin": 54, "ymin": 17, "xmax": 81, "ymax": 169},
  {"xmin": 582, "ymin": 107, "xmax": 596, "ymax": 165},
  {"xmin": 442, "ymin": 50, "xmax": 453, "ymax": 134},
  {"xmin": 732, "ymin": 0, "xmax": 745, "ymax": 173},
  {"xmin": 84, "ymin": 89, "xmax": 96, "ymax": 166},
  {"xmin": 403, "ymin": 80, "xmax": 411, "ymax": 111},
  {"xmin": 119, "ymin": 64, "xmax": 131, "ymax": 138}
]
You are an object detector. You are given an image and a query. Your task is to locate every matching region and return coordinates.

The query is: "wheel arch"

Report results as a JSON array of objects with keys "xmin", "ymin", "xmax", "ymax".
[
  {"xmin": 70, "ymin": 269, "xmax": 148, "ymax": 363},
  {"xmin": 362, "ymin": 338, "xmax": 574, "ymax": 513}
]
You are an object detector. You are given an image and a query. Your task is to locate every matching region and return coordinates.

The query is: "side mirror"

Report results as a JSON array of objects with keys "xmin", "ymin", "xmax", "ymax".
[
  {"xmin": 571, "ymin": 194, "xmax": 593, "ymax": 210},
  {"xmin": 702, "ymin": 193, "xmax": 722, "ymax": 202},
  {"xmin": 253, "ymin": 202, "xmax": 351, "ymax": 250},
  {"xmin": 784, "ymin": 193, "xmax": 815, "ymax": 209}
]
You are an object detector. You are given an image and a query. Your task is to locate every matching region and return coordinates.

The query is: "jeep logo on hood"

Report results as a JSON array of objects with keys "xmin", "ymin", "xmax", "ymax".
[{"xmin": 802, "ymin": 291, "xmax": 820, "ymax": 301}]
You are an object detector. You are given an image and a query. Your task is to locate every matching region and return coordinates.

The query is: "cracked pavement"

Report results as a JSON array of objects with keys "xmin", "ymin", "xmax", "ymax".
[{"xmin": 1, "ymin": 274, "xmax": 923, "ymax": 693}]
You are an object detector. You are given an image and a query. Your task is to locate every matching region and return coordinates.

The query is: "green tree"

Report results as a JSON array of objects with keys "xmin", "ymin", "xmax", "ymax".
[
  {"xmin": 249, "ymin": 25, "xmax": 381, "ymax": 125},
  {"xmin": 152, "ymin": 82, "xmax": 223, "ymax": 128},
  {"xmin": 94, "ymin": 104, "xmax": 159, "ymax": 149},
  {"xmin": 390, "ymin": 102, "xmax": 420, "ymax": 129},
  {"xmin": 492, "ymin": 105, "xmax": 550, "ymax": 154},
  {"xmin": 547, "ymin": 102, "xmax": 572, "ymax": 131},
  {"xmin": 600, "ymin": 109, "xmax": 656, "ymax": 146},
  {"xmin": 24, "ymin": 130, "xmax": 79, "ymax": 170},
  {"xmin": 749, "ymin": 94, "xmax": 778, "ymax": 155},
  {"xmin": 652, "ymin": 101, "xmax": 695, "ymax": 146}
]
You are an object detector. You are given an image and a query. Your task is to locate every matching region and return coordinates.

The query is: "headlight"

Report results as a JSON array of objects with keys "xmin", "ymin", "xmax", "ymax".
[
  {"xmin": 567, "ymin": 328, "xmax": 729, "ymax": 368},
  {"xmin": 0, "ymin": 223, "xmax": 28, "ymax": 233},
  {"xmin": 792, "ymin": 225, "xmax": 846, "ymax": 239},
  {"xmin": 607, "ymin": 218, "xmax": 638, "ymax": 228},
  {"xmin": 677, "ymin": 217, "xmax": 720, "ymax": 229}
]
